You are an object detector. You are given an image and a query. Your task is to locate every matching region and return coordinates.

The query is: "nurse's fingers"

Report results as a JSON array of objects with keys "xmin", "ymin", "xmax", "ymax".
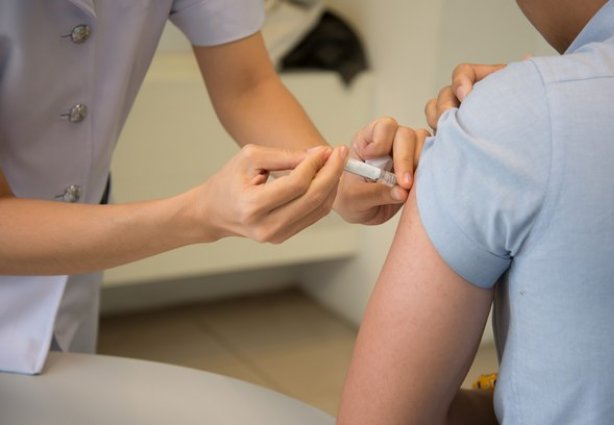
[
  {"xmin": 425, "ymin": 98, "xmax": 438, "ymax": 131},
  {"xmin": 452, "ymin": 63, "xmax": 506, "ymax": 101},
  {"xmin": 342, "ymin": 173, "xmax": 408, "ymax": 209},
  {"xmin": 274, "ymin": 145, "xmax": 346, "ymax": 217},
  {"xmin": 364, "ymin": 178, "xmax": 408, "ymax": 207},
  {"xmin": 253, "ymin": 146, "xmax": 347, "ymax": 243},
  {"xmin": 426, "ymin": 64, "xmax": 506, "ymax": 132},
  {"xmin": 265, "ymin": 169, "xmax": 341, "ymax": 243},
  {"xmin": 252, "ymin": 146, "xmax": 332, "ymax": 212},
  {"xmin": 392, "ymin": 126, "xmax": 419, "ymax": 189},
  {"xmin": 238, "ymin": 144, "xmax": 310, "ymax": 178},
  {"xmin": 353, "ymin": 117, "xmax": 399, "ymax": 159},
  {"xmin": 413, "ymin": 129, "xmax": 430, "ymax": 168},
  {"xmin": 425, "ymin": 85, "xmax": 458, "ymax": 132}
]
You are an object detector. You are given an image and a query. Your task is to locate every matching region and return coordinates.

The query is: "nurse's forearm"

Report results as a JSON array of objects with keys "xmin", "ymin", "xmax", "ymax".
[
  {"xmin": 194, "ymin": 33, "xmax": 327, "ymax": 151},
  {"xmin": 0, "ymin": 192, "xmax": 204, "ymax": 275},
  {"xmin": 0, "ymin": 142, "xmax": 346, "ymax": 275},
  {"xmin": 216, "ymin": 73, "xmax": 327, "ymax": 150}
]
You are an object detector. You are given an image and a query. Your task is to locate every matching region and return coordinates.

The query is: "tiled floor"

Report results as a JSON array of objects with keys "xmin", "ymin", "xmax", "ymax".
[{"xmin": 98, "ymin": 287, "xmax": 498, "ymax": 416}]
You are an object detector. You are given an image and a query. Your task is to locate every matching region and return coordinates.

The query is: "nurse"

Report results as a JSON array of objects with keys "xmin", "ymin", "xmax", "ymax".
[{"xmin": 0, "ymin": 1, "xmax": 424, "ymax": 375}]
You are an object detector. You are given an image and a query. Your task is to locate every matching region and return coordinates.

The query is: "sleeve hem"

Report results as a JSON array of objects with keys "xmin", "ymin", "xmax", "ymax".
[
  {"xmin": 170, "ymin": 2, "xmax": 265, "ymax": 47},
  {"xmin": 416, "ymin": 177, "xmax": 510, "ymax": 289}
]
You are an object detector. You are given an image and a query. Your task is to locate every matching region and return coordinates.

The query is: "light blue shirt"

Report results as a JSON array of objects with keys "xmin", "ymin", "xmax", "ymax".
[{"xmin": 417, "ymin": 1, "xmax": 614, "ymax": 423}]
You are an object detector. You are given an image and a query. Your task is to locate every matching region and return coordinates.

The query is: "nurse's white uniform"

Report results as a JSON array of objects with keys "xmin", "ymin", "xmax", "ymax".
[{"xmin": 0, "ymin": 0, "xmax": 264, "ymax": 375}]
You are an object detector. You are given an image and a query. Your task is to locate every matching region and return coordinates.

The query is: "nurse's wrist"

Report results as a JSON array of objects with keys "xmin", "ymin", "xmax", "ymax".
[{"xmin": 172, "ymin": 187, "xmax": 224, "ymax": 245}]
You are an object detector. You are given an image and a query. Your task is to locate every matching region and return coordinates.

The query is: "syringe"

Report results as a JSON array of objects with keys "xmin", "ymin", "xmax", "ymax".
[{"xmin": 344, "ymin": 158, "xmax": 397, "ymax": 187}]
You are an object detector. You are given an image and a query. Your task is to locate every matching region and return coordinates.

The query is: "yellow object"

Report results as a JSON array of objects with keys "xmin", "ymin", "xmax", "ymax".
[{"xmin": 472, "ymin": 373, "xmax": 497, "ymax": 390}]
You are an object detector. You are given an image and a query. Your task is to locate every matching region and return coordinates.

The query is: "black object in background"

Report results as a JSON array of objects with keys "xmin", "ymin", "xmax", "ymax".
[{"xmin": 280, "ymin": 11, "xmax": 369, "ymax": 85}]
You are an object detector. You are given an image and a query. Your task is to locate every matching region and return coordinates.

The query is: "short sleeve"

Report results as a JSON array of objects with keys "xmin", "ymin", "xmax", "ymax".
[
  {"xmin": 170, "ymin": 0, "xmax": 265, "ymax": 46},
  {"xmin": 416, "ymin": 60, "xmax": 552, "ymax": 288}
]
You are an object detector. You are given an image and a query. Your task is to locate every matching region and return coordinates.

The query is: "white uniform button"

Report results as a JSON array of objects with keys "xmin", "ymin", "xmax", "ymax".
[
  {"xmin": 68, "ymin": 104, "xmax": 88, "ymax": 123},
  {"xmin": 70, "ymin": 25, "xmax": 91, "ymax": 44},
  {"xmin": 62, "ymin": 185, "xmax": 82, "ymax": 203}
]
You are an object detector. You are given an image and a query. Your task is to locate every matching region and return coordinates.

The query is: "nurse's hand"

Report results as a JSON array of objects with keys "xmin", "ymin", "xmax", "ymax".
[
  {"xmin": 197, "ymin": 144, "xmax": 347, "ymax": 243},
  {"xmin": 333, "ymin": 117, "xmax": 430, "ymax": 225},
  {"xmin": 425, "ymin": 62, "xmax": 506, "ymax": 131}
]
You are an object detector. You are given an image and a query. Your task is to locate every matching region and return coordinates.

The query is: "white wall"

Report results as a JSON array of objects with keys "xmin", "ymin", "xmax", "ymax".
[
  {"xmin": 300, "ymin": 0, "xmax": 554, "ymax": 327},
  {"xmin": 326, "ymin": 0, "xmax": 554, "ymax": 119}
]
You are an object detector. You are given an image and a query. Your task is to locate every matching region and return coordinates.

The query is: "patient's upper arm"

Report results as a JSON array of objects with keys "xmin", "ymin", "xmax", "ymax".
[{"xmin": 337, "ymin": 190, "xmax": 494, "ymax": 424}]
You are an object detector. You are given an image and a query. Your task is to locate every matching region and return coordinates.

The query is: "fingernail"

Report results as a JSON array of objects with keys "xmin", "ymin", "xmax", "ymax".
[
  {"xmin": 391, "ymin": 188, "xmax": 405, "ymax": 202},
  {"xmin": 404, "ymin": 172, "xmax": 413, "ymax": 187},
  {"xmin": 456, "ymin": 85, "xmax": 468, "ymax": 101},
  {"xmin": 307, "ymin": 145, "xmax": 326, "ymax": 153}
]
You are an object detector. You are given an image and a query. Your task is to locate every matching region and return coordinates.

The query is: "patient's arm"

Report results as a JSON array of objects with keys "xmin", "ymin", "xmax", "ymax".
[{"xmin": 337, "ymin": 189, "xmax": 495, "ymax": 425}]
